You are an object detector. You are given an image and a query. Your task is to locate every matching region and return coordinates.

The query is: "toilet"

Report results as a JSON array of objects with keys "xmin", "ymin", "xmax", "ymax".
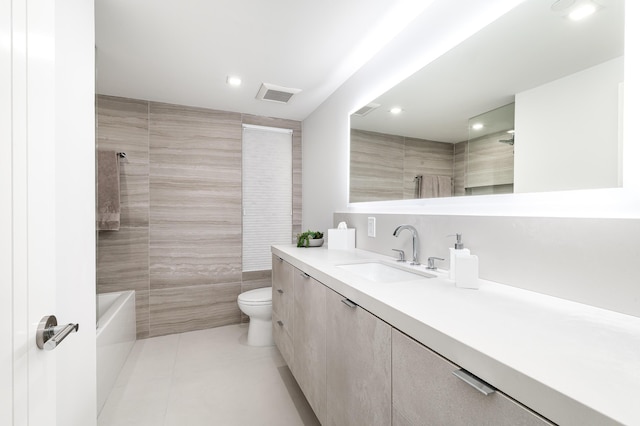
[{"xmin": 237, "ymin": 287, "xmax": 273, "ymax": 346}]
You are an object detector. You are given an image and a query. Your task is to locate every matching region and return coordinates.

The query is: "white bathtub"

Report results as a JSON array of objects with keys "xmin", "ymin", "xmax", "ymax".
[{"xmin": 96, "ymin": 291, "xmax": 136, "ymax": 415}]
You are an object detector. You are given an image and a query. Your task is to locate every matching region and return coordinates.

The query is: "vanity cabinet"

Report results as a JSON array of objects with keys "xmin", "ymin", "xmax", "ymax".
[
  {"xmin": 293, "ymin": 270, "xmax": 327, "ymax": 424},
  {"xmin": 272, "ymin": 255, "xmax": 294, "ymax": 367},
  {"xmin": 392, "ymin": 329, "xmax": 553, "ymax": 426},
  {"xmin": 326, "ymin": 288, "xmax": 392, "ymax": 426}
]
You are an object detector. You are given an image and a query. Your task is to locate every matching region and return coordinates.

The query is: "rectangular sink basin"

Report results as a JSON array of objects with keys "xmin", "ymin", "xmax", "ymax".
[{"xmin": 337, "ymin": 262, "xmax": 435, "ymax": 283}]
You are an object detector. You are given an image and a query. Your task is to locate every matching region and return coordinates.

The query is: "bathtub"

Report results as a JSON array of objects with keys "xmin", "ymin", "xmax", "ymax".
[{"xmin": 96, "ymin": 291, "xmax": 136, "ymax": 415}]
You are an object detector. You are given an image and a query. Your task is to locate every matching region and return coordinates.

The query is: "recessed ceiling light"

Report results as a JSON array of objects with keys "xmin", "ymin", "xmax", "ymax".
[
  {"xmin": 568, "ymin": 3, "xmax": 597, "ymax": 21},
  {"xmin": 226, "ymin": 75, "xmax": 242, "ymax": 87},
  {"xmin": 472, "ymin": 123, "xmax": 484, "ymax": 130},
  {"xmin": 507, "ymin": 129, "xmax": 515, "ymax": 134},
  {"xmin": 390, "ymin": 107, "xmax": 403, "ymax": 114}
]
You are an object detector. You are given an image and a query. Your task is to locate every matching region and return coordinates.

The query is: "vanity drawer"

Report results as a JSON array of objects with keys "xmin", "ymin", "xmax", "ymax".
[
  {"xmin": 272, "ymin": 254, "xmax": 294, "ymax": 333},
  {"xmin": 392, "ymin": 329, "xmax": 553, "ymax": 426},
  {"xmin": 272, "ymin": 311, "xmax": 293, "ymax": 368}
]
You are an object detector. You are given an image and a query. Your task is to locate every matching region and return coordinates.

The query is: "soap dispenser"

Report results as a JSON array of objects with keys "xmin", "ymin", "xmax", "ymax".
[{"xmin": 448, "ymin": 233, "xmax": 470, "ymax": 282}]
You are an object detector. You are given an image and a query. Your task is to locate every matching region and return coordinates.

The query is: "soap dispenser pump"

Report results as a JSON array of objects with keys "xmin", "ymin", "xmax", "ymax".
[{"xmin": 448, "ymin": 233, "xmax": 470, "ymax": 281}]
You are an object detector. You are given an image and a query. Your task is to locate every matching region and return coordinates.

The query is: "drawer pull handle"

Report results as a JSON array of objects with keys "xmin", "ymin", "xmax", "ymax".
[
  {"xmin": 341, "ymin": 298, "xmax": 358, "ymax": 309},
  {"xmin": 277, "ymin": 320, "xmax": 284, "ymax": 327},
  {"xmin": 452, "ymin": 369, "xmax": 495, "ymax": 396},
  {"xmin": 277, "ymin": 289, "xmax": 284, "ymax": 294},
  {"xmin": 300, "ymin": 272, "xmax": 310, "ymax": 279}
]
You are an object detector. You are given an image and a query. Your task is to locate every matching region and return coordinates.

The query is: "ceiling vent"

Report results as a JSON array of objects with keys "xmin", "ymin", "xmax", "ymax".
[
  {"xmin": 352, "ymin": 103, "xmax": 381, "ymax": 117},
  {"xmin": 256, "ymin": 83, "xmax": 301, "ymax": 104}
]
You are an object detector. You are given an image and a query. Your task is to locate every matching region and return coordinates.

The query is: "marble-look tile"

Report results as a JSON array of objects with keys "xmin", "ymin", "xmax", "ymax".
[
  {"xmin": 403, "ymin": 137, "xmax": 454, "ymax": 199},
  {"xmin": 96, "ymin": 95, "xmax": 149, "ymax": 165},
  {"xmin": 467, "ymin": 132, "xmax": 514, "ymax": 188},
  {"xmin": 118, "ymin": 161, "xmax": 149, "ymax": 227},
  {"xmin": 149, "ymin": 223, "xmax": 241, "ymax": 289},
  {"xmin": 350, "ymin": 129, "xmax": 404, "ymax": 202},
  {"xmin": 149, "ymin": 102, "xmax": 242, "ymax": 170},
  {"xmin": 135, "ymin": 290, "xmax": 150, "ymax": 339},
  {"xmin": 239, "ymin": 270, "xmax": 272, "ymax": 323},
  {"xmin": 149, "ymin": 167, "xmax": 241, "ymax": 225},
  {"xmin": 149, "ymin": 283, "xmax": 242, "ymax": 337},
  {"xmin": 453, "ymin": 141, "xmax": 467, "ymax": 196},
  {"xmin": 241, "ymin": 270, "xmax": 271, "ymax": 292},
  {"xmin": 97, "ymin": 227, "xmax": 149, "ymax": 293}
]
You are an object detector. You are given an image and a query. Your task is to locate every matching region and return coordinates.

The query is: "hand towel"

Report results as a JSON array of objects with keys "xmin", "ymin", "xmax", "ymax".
[
  {"xmin": 420, "ymin": 175, "xmax": 437, "ymax": 198},
  {"xmin": 97, "ymin": 150, "xmax": 121, "ymax": 231},
  {"xmin": 437, "ymin": 176, "xmax": 452, "ymax": 197}
]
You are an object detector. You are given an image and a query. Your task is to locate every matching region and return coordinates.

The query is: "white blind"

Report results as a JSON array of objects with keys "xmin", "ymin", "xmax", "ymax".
[{"xmin": 242, "ymin": 125, "xmax": 292, "ymax": 272}]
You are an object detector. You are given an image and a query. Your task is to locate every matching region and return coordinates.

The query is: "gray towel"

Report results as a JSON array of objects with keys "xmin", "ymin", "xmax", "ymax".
[
  {"xmin": 437, "ymin": 176, "xmax": 452, "ymax": 197},
  {"xmin": 420, "ymin": 175, "xmax": 437, "ymax": 198},
  {"xmin": 97, "ymin": 150, "xmax": 121, "ymax": 231}
]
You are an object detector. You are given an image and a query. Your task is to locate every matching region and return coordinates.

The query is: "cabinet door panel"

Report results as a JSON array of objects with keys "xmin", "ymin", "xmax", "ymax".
[
  {"xmin": 326, "ymin": 289, "xmax": 392, "ymax": 426},
  {"xmin": 293, "ymin": 271, "xmax": 327, "ymax": 424},
  {"xmin": 392, "ymin": 329, "xmax": 553, "ymax": 426}
]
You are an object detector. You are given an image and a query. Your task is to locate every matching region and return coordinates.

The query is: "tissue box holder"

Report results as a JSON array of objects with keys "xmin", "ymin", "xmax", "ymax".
[{"xmin": 328, "ymin": 229, "xmax": 355, "ymax": 250}]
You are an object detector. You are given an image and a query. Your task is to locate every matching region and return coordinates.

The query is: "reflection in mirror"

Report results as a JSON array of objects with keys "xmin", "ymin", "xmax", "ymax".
[
  {"xmin": 349, "ymin": 0, "xmax": 624, "ymax": 203},
  {"xmin": 463, "ymin": 103, "xmax": 515, "ymax": 196}
]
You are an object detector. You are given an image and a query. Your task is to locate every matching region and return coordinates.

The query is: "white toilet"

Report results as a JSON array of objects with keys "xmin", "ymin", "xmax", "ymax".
[{"xmin": 237, "ymin": 287, "xmax": 274, "ymax": 346}]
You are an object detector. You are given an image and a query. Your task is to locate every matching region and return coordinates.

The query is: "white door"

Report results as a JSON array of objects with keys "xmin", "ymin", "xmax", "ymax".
[{"xmin": 1, "ymin": 1, "xmax": 97, "ymax": 425}]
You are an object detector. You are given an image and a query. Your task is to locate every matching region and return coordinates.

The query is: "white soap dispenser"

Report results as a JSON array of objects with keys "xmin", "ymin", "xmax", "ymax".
[{"xmin": 448, "ymin": 233, "xmax": 470, "ymax": 282}]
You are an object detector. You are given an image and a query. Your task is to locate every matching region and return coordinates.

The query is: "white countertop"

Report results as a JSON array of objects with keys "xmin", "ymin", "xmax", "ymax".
[{"xmin": 272, "ymin": 245, "xmax": 640, "ymax": 426}]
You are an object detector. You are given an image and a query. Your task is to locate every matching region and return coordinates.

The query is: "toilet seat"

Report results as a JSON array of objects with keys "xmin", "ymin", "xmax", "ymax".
[{"xmin": 237, "ymin": 287, "xmax": 272, "ymax": 306}]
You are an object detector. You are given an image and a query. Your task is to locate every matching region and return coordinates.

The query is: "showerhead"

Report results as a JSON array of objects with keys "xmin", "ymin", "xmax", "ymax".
[{"xmin": 499, "ymin": 137, "xmax": 514, "ymax": 146}]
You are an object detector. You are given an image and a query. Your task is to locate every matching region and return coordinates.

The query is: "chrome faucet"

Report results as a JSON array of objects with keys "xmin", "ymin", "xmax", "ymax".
[{"xmin": 393, "ymin": 224, "xmax": 420, "ymax": 265}]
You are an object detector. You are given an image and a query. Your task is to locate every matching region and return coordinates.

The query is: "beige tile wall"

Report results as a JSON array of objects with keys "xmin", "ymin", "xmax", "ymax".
[
  {"xmin": 96, "ymin": 95, "xmax": 302, "ymax": 338},
  {"xmin": 350, "ymin": 129, "xmax": 454, "ymax": 202}
]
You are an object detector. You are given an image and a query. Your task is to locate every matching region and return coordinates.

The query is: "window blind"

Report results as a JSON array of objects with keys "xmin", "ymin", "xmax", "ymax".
[{"xmin": 242, "ymin": 125, "xmax": 292, "ymax": 272}]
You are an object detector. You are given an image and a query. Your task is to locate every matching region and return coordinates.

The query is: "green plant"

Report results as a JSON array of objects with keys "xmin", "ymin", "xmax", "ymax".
[{"xmin": 296, "ymin": 230, "xmax": 324, "ymax": 247}]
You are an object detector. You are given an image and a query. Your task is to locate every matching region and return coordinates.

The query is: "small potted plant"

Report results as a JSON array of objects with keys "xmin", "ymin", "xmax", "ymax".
[{"xmin": 297, "ymin": 230, "xmax": 324, "ymax": 248}]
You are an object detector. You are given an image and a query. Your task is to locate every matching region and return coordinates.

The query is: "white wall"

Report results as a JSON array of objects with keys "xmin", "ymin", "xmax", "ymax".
[
  {"xmin": 303, "ymin": 0, "xmax": 640, "ymax": 316},
  {"xmin": 515, "ymin": 57, "xmax": 623, "ymax": 193}
]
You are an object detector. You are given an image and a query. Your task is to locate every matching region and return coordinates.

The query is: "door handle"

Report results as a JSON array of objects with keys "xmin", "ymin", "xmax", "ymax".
[{"xmin": 36, "ymin": 315, "xmax": 79, "ymax": 351}]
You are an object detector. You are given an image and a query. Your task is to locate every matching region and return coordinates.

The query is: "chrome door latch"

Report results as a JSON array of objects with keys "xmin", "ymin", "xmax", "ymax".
[{"xmin": 36, "ymin": 315, "xmax": 79, "ymax": 351}]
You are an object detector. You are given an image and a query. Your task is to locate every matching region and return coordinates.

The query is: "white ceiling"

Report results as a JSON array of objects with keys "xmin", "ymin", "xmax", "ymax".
[
  {"xmin": 95, "ymin": 0, "xmax": 428, "ymax": 121},
  {"xmin": 350, "ymin": 0, "xmax": 625, "ymax": 143}
]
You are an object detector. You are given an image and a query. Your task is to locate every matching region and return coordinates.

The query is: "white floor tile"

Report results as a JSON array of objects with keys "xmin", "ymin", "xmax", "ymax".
[{"xmin": 99, "ymin": 323, "xmax": 319, "ymax": 426}]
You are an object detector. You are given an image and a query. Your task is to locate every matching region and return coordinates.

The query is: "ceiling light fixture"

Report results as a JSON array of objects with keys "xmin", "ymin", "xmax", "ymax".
[
  {"xmin": 472, "ymin": 123, "xmax": 484, "ymax": 130},
  {"xmin": 568, "ymin": 3, "xmax": 597, "ymax": 21},
  {"xmin": 226, "ymin": 75, "xmax": 242, "ymax": 87},
  {"xmin": 390, "ymin": 107, "xmax": 403, "ymax": 114}
]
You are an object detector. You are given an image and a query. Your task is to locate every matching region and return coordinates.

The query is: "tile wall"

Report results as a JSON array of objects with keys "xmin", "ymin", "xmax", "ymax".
[
  {"xmin": 96, "ymin": 95, "xmax": 302, "ymax": 338},
  {"xmin": 349, "ymin": 129, "xmax": 454, "ymax": 202}
]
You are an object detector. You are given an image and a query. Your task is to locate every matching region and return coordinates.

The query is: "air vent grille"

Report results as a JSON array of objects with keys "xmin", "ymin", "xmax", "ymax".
[
  {"xmin": 256, "ymin": 83, "xmax": 301, "ymax": 104},
  {"xmin": 353, "ymin": 103, "xmax": 380, "ymax": 117}
]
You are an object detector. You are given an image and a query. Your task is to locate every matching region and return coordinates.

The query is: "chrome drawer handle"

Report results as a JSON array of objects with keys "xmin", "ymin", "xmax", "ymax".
[
  {"xmin": 452, "ymin": 369, "xmax": 495, "ymax": 396},
  {"xmin": 277, "ymin": 289, "xmax": 284, "ymax": 294},
  {"xmin": 341, "ymin": 298, "xmax": 357, "ymax": 309},
  {"xmin": 277, "ymin": 320, "xmax": 284, "ymax": 327},
  {"xmin": 300, "ymin": 272, "xmax": 310, "ymax": 279}
]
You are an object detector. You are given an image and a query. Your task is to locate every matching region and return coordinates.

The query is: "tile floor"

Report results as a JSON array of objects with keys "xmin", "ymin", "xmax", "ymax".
[{"xmin": 98, "ymin": 324, "xmax": 320, "ymax": 426}]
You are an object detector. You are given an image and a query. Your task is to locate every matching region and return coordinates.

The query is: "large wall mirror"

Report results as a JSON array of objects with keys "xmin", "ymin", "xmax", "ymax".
[{"xmin": 349, "ymin": 0, "xmax": 624, "ymax": 203}]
